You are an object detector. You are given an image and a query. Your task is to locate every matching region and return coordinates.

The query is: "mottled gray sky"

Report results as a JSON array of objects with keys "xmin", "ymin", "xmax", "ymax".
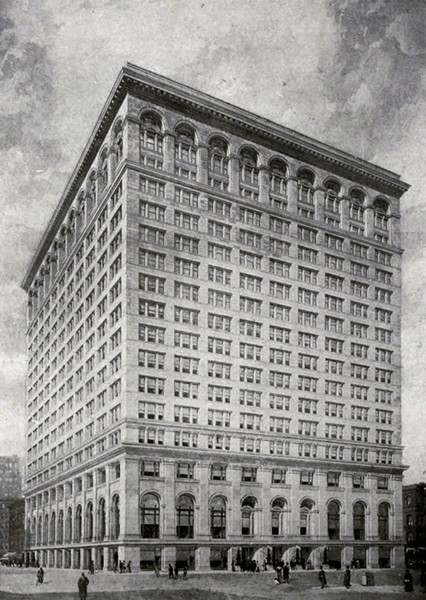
[{"xmin": 1, "ymin": 0, "xmax": 425, "ymax": 482}]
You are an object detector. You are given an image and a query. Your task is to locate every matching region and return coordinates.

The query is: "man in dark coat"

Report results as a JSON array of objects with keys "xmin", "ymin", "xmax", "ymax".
[
  {"xmin": 78, "ymin": 572, "xmax": 89, "ymax": 600},
  {"xmin": 319, "ymin": 565, "xmax": 327, "ymax": 589},
  {"xmin": 283, "ymin": 562, "xmax": 290, "ymax": 583},
  {"xmin": 343, "ymin": 565, "xmax": 351, "ymax": 589},
  {"xmin": 404, "ymin": 569, "xmax": 414, "ymax": 592}
]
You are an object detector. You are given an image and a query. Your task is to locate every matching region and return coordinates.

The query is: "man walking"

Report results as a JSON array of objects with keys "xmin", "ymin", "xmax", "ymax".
[
  {"xmin": 319, "ymin": 565, "xmax": 327, "ymax": 589},
  {"xmin": 283, "ymin": 562, "xmax": 290, "ymax": 583},
  {"xmin": 78, "ymin": 572, "xmax": 89, "ymax": 600},
  {"xmin": 343, "ymin": 565, "xmax": 351, "ymax": 589}
]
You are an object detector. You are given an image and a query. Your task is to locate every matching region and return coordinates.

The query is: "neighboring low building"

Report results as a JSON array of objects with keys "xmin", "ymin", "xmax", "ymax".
[
  {"xmin": 8, "ymin": 499, "xmax": 25, "ymax": 557},
  {"xmin": 403, "ymin": 483, "xmax": 426, "ymax": 566},
  {"xmin": 0, "ymin": 456, "xmax": 22, "ymax": 500}
]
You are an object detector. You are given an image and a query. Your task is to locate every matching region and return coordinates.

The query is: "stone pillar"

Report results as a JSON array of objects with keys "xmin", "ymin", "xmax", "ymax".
[
  {"xmin": 123, "ymin": 546, "xmax": 141, "ymax": 572},
  {"xmin": 340, "ymin": 197, "xmax": 350, "ymax": 231},
  {"xmin": 228, "ymin": 154, "xmax": 240, "ymax": 195},
  {"xmin": 162, "ymin": 546, "xmax": 176, "ymax": 571},
  {"xmin": 163, "ymin": 131, "xmax": 175, "ymax": 173},
  {"xmin": 162, "ymin": 461, "xmax": 176, "ymax": 538},
  {"xmin": 121, "ymin": 457, "xmax": 140, "ymax": 540},
  {"xmin": 197, "ymin": 144, "xmax": 209, "ymax": 185},
  {"xmin": 286, "ymin": 178, "xmax": 298, "ymax": 214},
  {"xmin": 394, "ymin": 545, "xmax": 405, "ymax": 567},
  {"xmin": 314, "ymin": 187, "xmax": 325, "ymax": 223},
  {"xmin": 196, "ymin": 546, "xmax": 210, "ymax": 570},
  {"xmin": 197, "ymin": 463, "xmax": 210, "ymax": 540},
  {"xmin": 389, "ymin": 214, "xmax": 401, "ymax": 246},
  {"xmin": 124, "ymin": 116, "xmax": 140, "ymax": 163},
  {"xmin": 367, "ymin": 545, "xmax": 378, "ymax": 568},
  {"xmin": 259, "ymin": 165, "xmax": 270, "ymax": 205},
  {"xmin": 342, "ymin": 546, "xmax": 354, "ymax": 567},
  {"xmin": 364, "ymin": 206, "xmax": 374, "ymax": 238}
]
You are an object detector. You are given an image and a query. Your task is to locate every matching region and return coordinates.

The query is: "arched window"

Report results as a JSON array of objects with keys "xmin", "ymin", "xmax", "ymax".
[
  {"xmin": 209, "ymin": 137, "xmax": 228, "ymax": 175},
  {"xmin": 57, "ymin": 510, "xmax": 63, "ymax": 544},
  {"xmin": 269, "ymin": 159, "xmax": 287, "ymax": 196},
  {"xmin": 97, "ymin": 499, "xmax": 105, "ymax": 541},
  {"xmin": 271, "ymin": 497, "xmax": 287, "ymax": 536},
  {"xmin": 353, "ymin": 501, "xmax": 366, "ymax": 540},
  {"xmin": 239, "ymin": 148, "xmax": 258, "ymax": 186},
  {"xmin": 110, "ymin": 495, "xmax": 120, "ymax": 540},
  {"xmin": 87, "ymin": 171, "xmax": 97, "ymax": 210},
  {"xmin": 300, "ymin": 499, "xmax": 314, "ymax": 536},
  {"xmin": 378, "ymin": 502, "xmax": 389, "ymax": 540},
  {"xmin": 175, "ymin": 124, "xmax": 197, "ymax": 164},
  {"xmin": 100, "ymin": 148, "xmax": 109, "ymax": 192},
  {"xmin": 241, "ymin": 496, "xmax": 257, "ymax": 536},
  {"xmin": 86, "ymin": 501, "xmax": 94, "ymax": 542},
  {"xmin": 374, "ymin": 199, "xmax": 389, "ymax": 231},
  {"xmin": 324, "ymin": 180, "xmax": 341, "ymax": 213},
  {"xmin": 75, "ymin": 505, "xmax": 82, "ymax": 543},
  {"xmin": 140, "ymin": 493, "xmax": 160, "ymax": 539},
  {"xmin": 210, "ymin": 496, "xmax": 226, "ymax": 539},
  {"xmin": 113, "ymin": 121, "xmax": 123, "ymax": 167},
  {"xmin": 176, "ymin": 494, "xmax": 194, "ymax": 539},
  {"xmin": 65, "ymin": 507, "xmax": 72, "ymax": 543},
  {"xmin": 327, "ymin": 500, "xmax": 340, "ymax": 540},
  {"xmin": 349, "ymin": 189, "xmax": 365, "ymax": 221},
  {"xmin": 140, "ymin": 112, "xmax": 163, "ymax": 154},
  {"xmin": 298, "ymin": 169, "xmax": 315, "ymax": 204},
  {"xmin": 49, "ymin": 512, "xmax": 55, "ymax": 544}
]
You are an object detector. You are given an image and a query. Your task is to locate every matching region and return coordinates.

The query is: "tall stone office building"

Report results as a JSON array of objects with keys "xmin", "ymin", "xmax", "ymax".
[{"xmin": 22, "ymin": 64, "xmax": 409, "ymax": 571}]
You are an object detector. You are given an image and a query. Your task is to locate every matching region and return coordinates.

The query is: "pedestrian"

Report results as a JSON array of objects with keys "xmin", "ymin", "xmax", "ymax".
[
  {"xmin": 78, "ymin": 572, "xmax": 89, "ymax": 600},
  {"xmin": 36, "ymin": 566, "xmax": 44, "ymax": 585},
  {"xmin": 183, "ymin": 563, "xmax": 188, "ymax": 580},
  {"xmin": 168, "ymin": 563, "xmax": 174, "ymax": 579},
  {"xmin": 404, "ymin": 569, "xmax": 414, "ymax": 592},
  {"xmin": 276, "ymin": 562, "xmax": 283, "ymax": 584},
  {"xmin": 420, "ymin": 567, "xmax": 426, "ymax": 593},
  {"xmin": 319, "ymin": 565, "xmax": 327, "ymax": 589},
  {"xmin": 119, "ymin": 560, "xmax": 124, "ymax": 574},
  {"xmin": 89, "ymin": 560, "xmax": 95, "ymax": 576},
  {"xmin": 174, "ymin": 563, "xmax": 179, "ymax": 580},
  {"xmin": 283, "ymin": 562, "xmax": 290, "ymax": 583},
  {"xmin": 343, "ymin": 565, "xmax": 351, "ymax": 589},
  {"xmin": 127, "ymin": 561, "xmax": 132, "ymax": 573}
]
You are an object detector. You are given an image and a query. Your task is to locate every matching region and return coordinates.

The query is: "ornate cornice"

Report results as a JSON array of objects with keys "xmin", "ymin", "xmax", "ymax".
[{"xmin": 21, "ymin": 63, "xmax": 409, "ymax": 292}]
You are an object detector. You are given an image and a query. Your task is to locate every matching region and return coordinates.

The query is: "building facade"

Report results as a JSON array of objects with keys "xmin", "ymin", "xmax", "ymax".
[
  {"xmin": 21, "ymin": 64, "xmax": 409, "ymax": 571},
  {"xmin": 0, "ymin": 455, "xmax": 23, "ymax": 559},
  {"xmin": 403, "ymin": 483, "xmax": 426, "ymax": 567}
]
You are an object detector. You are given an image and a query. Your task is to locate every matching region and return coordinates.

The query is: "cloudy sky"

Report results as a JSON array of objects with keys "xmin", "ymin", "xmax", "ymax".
[{"xmin": 1, "ymin": 0, "xmax": 426, "ymax": 482}]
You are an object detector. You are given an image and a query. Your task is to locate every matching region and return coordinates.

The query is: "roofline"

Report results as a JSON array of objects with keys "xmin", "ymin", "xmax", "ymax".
[{"xmin": 21, "ymin": 62, "xmax": 410, "ymax": 291}]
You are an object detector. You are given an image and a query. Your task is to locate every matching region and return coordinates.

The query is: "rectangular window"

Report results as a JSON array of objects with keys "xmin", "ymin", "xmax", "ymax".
[
  {"xmin": 174, "ymin": 210, "xmax": 199, "ymax": 231},
  {"xmin": 175, "ymin": 282, "xmax": 199, "ymax": 301},
  {"xmin": 139, "ymin": 249, "xmax": 165, "ymax": 270},
  {"xmin": 175, "ymin": 258, "xmax": 199, "ymax": 278},
  {"xmin": 139, "ymin": 274, "xmax": 165, "ymax": 294},
  {"xmin": 325, "ymin": 254, "xmax": 344, "ymax": 271},
  {"xmin": 174, "ymin": 355, "xmax": 199, "ymax": 375},
  {"xmin": 208, "ymin": 197, "xmax": 231, "ymax": 217},
  {"xmin": 298, "ymin": 310, "xmax": 317, "ymax": 327},
  {"xmin": 240, "ymin": 273, "xmax": 262, "ymax": 292},
  {"xmin": 240, "ymin": 251, "xmax": 262, "ymax": 270},
  {"xmin": 209, "ymin": 289, "xmax": 231, "ymax": 308},
  {"xmin": 174, "ymin": 331, "xmax": 199, "ymax": 349},
  {"xmin": 174, "ymin": 306, "xmax": 199, "ymax": 325},
  {"xmin": 208, "ymin": 243, "xmax": 231, "ymax": 262},
  {"xmin": 270, "ymin": 238, "xmax": 291, "ymax": 256},
  {"xmin": 240, "ymin": 319, "xmax": 262, "ymax": 338},
  {"xmin": 239, "ymin": 207, "xmax": 261, "ymax": 226},
  {"xmin": 240, "ymin": 343, "xmax": 262, "ymax": 360},
  {"xmin": 269, "ymin": 303, "xmax": 291, "ymax": 321},
  {"xmin": 298, "ymin": 246, "xmax": 317, "ymax": 264},
  {"xmin": 325, "ymin": 402, "xmax": 344, "ymax": 418},
  {"xmin": 240, "ymin": 389, "xmax": 262, "ymax": 407},
  {"xmin": 139, "ymin": 225, "xmax": 165, "ymax": 246},
  {"xmin": 270, "ymin": 326, "xmax": 290, "ymax": 343},
  {"xmin": 208, "ymin": 385, "xmax": 231, "ymax": 403},
  {"xmin": 209, "ymin": 266, "xmax": 232, "ymax": 285},
  {"xmin": 140, "ymin": 200, "xmax": 165, "ymax": 221},
  {"xmin": 208, "ymin": 361, "xmax": 231, "ymax": 379},
  {"xmin": 175, "ymin": 187, "xmax": 199, "ymax": 208},
  {"xmin": 270, "ymin": 371, "xmax": 291, "ymax": 388},
  {"xmin": 269, "ymin": 216, "xmax": 289, "ymax": 234},
  {"xmin": 208, "ymin": 220, "xmax": 231, "ymax": 240},
  {"xmin": 325, "ymin": 234, "xmax": 344, "ymax": 250},
  {"xmin": 240, "ymin": 296, "xmax": 262, "ymax": 315},
  {"xmin": 174, "ymin": 234, "xmax": 199, "ymax": 254},
  {"xmin": 209, "ymin": 313, "xmax": 231, "ymax": 332},
  {"xmin": 209, "ymin": 337, "xmax": 231, "ymax": 356},
  {"xmin": 270, "ymin": 259, "xmax": 290, "ymax": 277}
]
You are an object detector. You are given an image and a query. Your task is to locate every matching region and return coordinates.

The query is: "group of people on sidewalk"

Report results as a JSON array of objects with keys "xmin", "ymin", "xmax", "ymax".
[{"xmin": 168, "ymin": 562, "xmax": 188, "ymax": 580}]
